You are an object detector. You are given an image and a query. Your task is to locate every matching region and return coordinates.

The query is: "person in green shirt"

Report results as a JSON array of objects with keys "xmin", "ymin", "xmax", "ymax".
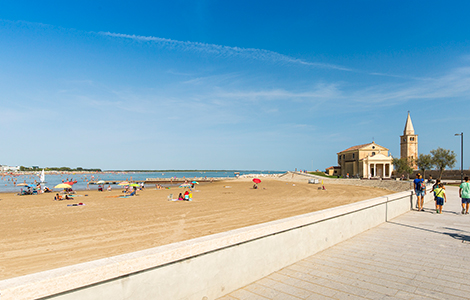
[
  {"xmin": 459, "ymin": 176, "xmax": 470, "ymax": 214},
  {"xmin": 433, "ymin": 183, "xmax": 446, "ymax": 214}
]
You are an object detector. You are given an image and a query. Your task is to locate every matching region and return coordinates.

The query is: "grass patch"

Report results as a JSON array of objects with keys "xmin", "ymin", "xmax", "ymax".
[{"xmin": 308, "ymin": 172, "xmax": 337, "ymax": 178}]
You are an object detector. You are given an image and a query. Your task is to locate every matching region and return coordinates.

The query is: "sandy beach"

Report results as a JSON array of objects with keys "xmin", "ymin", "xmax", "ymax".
[{"xmin": 0, "ymin": 176, "xmax": 393, "ymax": 280}]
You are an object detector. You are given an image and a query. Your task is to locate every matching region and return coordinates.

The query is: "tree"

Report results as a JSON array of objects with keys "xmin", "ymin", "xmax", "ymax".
[
  {"xmin": 430, "ymin": 147, "xmax": 457, "ymax": 180},
  {"xmin": 393, "ymin": 157, "xmax": 414, "ymax": 179},
  {"xmin": 416, "ymin": 153, "xmax": 433, "ymax": 180}
]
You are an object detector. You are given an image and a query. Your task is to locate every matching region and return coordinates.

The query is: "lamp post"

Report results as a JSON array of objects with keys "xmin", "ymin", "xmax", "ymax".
[{"xmin": 455, "ymin": 132, "xmax": 464, "ymax": 183}]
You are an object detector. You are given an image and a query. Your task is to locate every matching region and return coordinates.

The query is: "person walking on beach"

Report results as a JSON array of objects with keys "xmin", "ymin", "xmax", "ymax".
[
  {"xmin": 433, "ymin": 183, "xmax": 446, "ymax": 214},
  {"xmin": 459, "ymin": 176, "xmax": 470, "ymax": 214},
  {"xmin": 414, "ymin": 174, "xmax": 426, "ymax": 211}
]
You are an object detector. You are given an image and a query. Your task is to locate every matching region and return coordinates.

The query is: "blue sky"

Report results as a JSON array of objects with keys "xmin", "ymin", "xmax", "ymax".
[{"xmin": 1, "ymin": 1, "xmax": 469, "ymax": 171}]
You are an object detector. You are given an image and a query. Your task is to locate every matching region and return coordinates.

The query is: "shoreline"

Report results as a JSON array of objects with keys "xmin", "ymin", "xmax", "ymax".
[{"xmin": 0, "ymin": 173, "xmax": 282, "ymax": 194}]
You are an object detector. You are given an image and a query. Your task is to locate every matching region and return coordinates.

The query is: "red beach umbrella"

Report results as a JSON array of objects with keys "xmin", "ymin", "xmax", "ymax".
[{"xmin": 252, "ymin": 178, "xmax": 261, "ymax": 184}]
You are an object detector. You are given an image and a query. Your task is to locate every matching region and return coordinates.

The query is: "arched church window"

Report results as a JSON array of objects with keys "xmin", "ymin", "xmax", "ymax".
[{"xmin": 410, "ymin": 137, "xmax": 414, "ymax": 141}]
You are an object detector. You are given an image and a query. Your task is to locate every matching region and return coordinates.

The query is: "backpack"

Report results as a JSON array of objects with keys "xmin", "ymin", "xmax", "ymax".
[
  {"xmin": 420, "ymin": 180, "xmax": 426, "ymax": 191},
  {"xmin": 416, "ymin": 179, "xmax": 425, "ymax": 191}
]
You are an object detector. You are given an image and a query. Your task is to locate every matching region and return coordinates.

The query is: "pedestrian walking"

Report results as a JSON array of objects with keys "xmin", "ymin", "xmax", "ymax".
[
  {"xmin": 459, "ymin": 176, "xmax": 470, "ymax": 214},
  {"xmin": 413, "ymin": 173, "xmax": 426, "ymax": 211},
  {"xmin": 432, "ymin": 179, "xmax": 441, "ymax": 212},
  {"xmin": 433, "ymin": 183, "xmax": 446, "ymax": 214}
]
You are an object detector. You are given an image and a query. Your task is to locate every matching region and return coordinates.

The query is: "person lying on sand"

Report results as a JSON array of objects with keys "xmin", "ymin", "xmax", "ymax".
[
  {"xmin": 125, "ymin": 187, "xmax": 137, "ymax": 197},
  {"xmin": 55, "ymin": 193, "xmax": 73, "ymax": 200}
]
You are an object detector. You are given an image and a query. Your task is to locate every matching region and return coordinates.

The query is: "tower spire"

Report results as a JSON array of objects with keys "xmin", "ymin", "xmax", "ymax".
[{"xmin": 404, "ymin": 111, "xmax": 415, "ymax": 135}]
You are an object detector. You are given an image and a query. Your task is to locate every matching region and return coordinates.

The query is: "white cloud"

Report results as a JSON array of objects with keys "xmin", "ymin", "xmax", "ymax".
[
  {"xmin": 97, "ymin": 31, "xmax": 352, "ymax": 71},
  {"xmin": 348, "ymin": 66, "xmax": 470, "ymax": 105}
]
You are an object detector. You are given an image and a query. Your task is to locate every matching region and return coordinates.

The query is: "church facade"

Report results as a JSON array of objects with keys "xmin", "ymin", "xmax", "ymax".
[{"xmin": 337, "ymin": 142, "xmax": 393, "ymax": 179}]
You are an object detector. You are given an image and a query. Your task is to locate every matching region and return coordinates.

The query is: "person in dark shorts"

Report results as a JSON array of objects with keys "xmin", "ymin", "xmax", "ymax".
[
  {"xmin": 433, "ymin": 183, "xmax": 446, "ymax": 214},
  {"xmin": 413, "ymin": 174, "xmax": 426, "ymax": 211},
  {"xmin": 432, "ymin": 179, "xmax": 441, "ymax": 212},
  {"xmin": 459, "ymin": 177, "xmax": 470, "ymax": 214}
]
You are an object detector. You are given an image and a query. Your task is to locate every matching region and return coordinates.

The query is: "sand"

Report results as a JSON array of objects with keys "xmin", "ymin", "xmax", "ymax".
[{"xmin": 0, "ymin": 177, "xmax": 392, "ymax": 280}]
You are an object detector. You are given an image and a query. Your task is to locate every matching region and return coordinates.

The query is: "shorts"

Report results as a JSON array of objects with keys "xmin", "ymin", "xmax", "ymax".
[
  {"xmin": 436, "ymin": 197, "xmax": 444, "ymax": 206},
  {"xmin": 462, "ymin": 198, "xmax": 470, "ymax": 204},
  {"xmin": 415, "ymin": 190, "xmax": 425, "ymax": 197}
]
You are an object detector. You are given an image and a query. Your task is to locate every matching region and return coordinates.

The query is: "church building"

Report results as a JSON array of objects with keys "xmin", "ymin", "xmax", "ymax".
[
  {"xmin": 400, "ymin": 112, "xmax": 418, "ymax": 169},
  {"xmin": 337, "ymin": 142, "xmax": 393, "ymax": 179},
  {"xmin": 335, "ymin": 112, "xmax": 418, "ymax": 178}
]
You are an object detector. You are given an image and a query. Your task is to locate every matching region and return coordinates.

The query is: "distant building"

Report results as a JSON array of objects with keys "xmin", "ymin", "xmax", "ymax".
[
  {"xmin": 400, "ymin": 112, "xmax": 418, "ymax": 169},
  {"xmin": 326, "ymin": 166, "xmax": 341, "ymax": 176},
  {"xmin": 0, "ymin": 165, "xmax": 20, "ymax": 172},
  {"xmin": 337, "ymin": 142, "xmax": 393, "ymax": 179}
]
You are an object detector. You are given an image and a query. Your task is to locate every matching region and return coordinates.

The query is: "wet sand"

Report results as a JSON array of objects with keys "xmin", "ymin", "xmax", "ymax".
[{"xmin": 0, "ymin": 177, "xmax": 392, "ymax": 280}]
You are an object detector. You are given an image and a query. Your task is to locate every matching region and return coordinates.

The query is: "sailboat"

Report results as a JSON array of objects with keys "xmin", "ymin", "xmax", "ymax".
[{"xmin": 40, "ymin": 169, "xmax": 46, "ymax": 184}]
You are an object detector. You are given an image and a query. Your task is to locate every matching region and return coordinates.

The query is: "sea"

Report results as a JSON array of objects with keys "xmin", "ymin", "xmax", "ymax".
[{"xmin": 0, "ymin": 170, "xmax": 285, "ymax": 193}]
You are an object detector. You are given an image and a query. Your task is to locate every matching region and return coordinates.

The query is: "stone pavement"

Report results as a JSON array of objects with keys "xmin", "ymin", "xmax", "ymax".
[{"xmin": 218, "ymin": 186, "xmax": 470, "ymax": 300}]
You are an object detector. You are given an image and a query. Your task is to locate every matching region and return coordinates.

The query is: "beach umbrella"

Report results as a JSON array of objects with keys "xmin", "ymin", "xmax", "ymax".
[
  {"xmin": 64, "ymin": 181, "xmax": 76, "ymax": 185},
  {"xmin": 118, "ymin": 181, "xmax": 130, "ymax": 186},
  {"xmin": 179, "ymin": 183, "xmax": 191, "ymax": 188},
  {"xmin": 192, "ymin": 181, "xmax": 199, "ymax": 184},
  {"xmin": 96, "ymin": 180, "xmax": 105, "ymax": 184},
  {"xmin": 129, "ymin": 183, "xmax": 140, "ymax": 187},
  {"xmin": 252, "ymin": 178, "xmax": 261, "ymax": 184},
  {"xmin": 54, "ymin": 183, "xmax": 72, "ymax": 189},
  {"xmin": 17, "ymin": 183, "xmax": 29, "ymax": 186}
]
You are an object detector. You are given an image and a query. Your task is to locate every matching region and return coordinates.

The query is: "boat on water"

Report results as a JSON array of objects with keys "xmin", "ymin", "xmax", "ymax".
[{"xmin": 40, "ymin": 169, "xmax": 46, "ymax": 183}]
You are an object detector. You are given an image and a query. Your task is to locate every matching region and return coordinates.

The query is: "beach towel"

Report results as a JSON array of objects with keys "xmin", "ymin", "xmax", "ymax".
[{"xmin": 67, "ymin": 203, "xmax": 85, "ymax": 206}]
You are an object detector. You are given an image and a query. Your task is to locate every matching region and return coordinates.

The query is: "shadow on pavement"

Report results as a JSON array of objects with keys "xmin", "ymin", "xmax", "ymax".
[{"xmin": 388, "ymin": 221, "xmax": 470, "ymax": 243}]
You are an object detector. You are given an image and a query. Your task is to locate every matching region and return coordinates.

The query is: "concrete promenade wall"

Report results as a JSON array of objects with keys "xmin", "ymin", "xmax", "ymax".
[{"xmin": 0, "ymin": 188, "xmax": 432, "ymax": 300}]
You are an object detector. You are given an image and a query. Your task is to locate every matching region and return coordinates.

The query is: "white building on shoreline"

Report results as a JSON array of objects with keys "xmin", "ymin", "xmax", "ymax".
[{"xmin": 0, "ymin": 165, "xmax": 20, "ymax": 172}]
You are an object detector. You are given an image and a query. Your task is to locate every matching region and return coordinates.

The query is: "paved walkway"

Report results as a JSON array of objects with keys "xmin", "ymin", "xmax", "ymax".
[{"xmin": 219, "ymin": 186, "xmax": 470, "ymax": 300}]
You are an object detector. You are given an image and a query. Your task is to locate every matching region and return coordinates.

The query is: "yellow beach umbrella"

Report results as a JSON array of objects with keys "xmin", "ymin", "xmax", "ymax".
[{"xmin": 54, "ymin": 183, "xmax": 72, "ymax": 189}]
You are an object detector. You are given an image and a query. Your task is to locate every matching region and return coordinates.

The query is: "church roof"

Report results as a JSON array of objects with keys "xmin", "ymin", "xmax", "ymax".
[
  {"xmin": 403, "ymin": 112, "xmax": 415, "ymax": 135},
  {"xmin": 338, "ymin": 142, "xmax": 389, "ymax": 154},
  {"xmin": 339, "ymin": 143, "xmax": 373, "ymax": 153}
]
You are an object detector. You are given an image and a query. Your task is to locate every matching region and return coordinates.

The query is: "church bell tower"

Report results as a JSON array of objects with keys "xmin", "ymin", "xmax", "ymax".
[{"xmin": 400, "ymin": 112, "xmax": 418, "ymax": 169}]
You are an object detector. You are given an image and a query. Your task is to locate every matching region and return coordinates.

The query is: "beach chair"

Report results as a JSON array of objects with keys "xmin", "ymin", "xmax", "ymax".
[{"xmin": 167, "ymin": 194, "xmax": 173, "ymax": 201}]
